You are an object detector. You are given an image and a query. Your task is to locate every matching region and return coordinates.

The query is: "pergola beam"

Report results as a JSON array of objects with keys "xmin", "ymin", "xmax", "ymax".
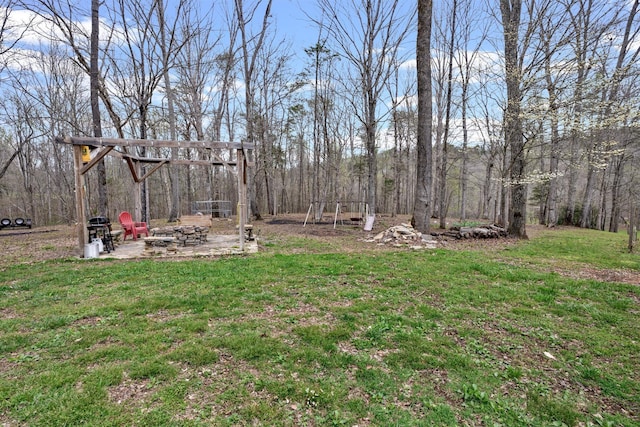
[
  {"xmin": 111, "ymin": 150, "xmax": 238, "ymax": 168},
  {"xmin": 57, "ymin": 136, "xmax": 254, "ymax": 151},
  {"xmin": 124, "ymin": 158, "xmax": 168, "ymax": 183},
  {"xmin": 80, "ymin": 146, "xmax": 114, "ymax": 175}
]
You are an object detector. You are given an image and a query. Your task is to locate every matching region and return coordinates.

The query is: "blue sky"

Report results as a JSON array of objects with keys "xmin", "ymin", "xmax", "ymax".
[
  {"xmin": 270, "ymin": 0, "xmax": 319, "ymax": 46},
  {"xmin": 13, "ymin": 0, "xmax": 637, "ymax": 148}
]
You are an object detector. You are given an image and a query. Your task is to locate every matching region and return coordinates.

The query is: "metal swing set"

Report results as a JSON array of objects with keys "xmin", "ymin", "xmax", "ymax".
[{"xmin": 302, "ymin": 200, "xmax": 370, "ymax": 229}]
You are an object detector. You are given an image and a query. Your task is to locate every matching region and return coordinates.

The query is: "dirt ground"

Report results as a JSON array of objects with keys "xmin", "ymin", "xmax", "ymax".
[
  {"xmin": 0, "ymin": 213, "xmax": 638, "ymax": 285},
  {"xmin": 0, "ymin": 213, "xmax": 496, "ymax": 261},
  {"xmin": 0, "ymin": 213, "xmax": 412, "ymax": 266}
]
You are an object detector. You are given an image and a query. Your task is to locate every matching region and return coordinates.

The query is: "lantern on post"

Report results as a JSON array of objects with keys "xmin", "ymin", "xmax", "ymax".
[{"xmin": 81, "ymin": 146, "xmax": 91, "ymax": 163}]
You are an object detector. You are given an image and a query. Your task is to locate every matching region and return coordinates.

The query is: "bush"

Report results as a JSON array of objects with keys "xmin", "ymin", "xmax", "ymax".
[{"xmin": 558, "ymin": 204, "xmax": 598, "ymax": 228}]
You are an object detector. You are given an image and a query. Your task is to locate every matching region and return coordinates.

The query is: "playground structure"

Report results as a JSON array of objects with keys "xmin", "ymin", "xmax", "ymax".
[
  {"xmin": 303, "ymin": 200, "xmax": 370, "ymax": 229},
  {"xmin": 191, "ymin": 200, "xmax": 232, "ymax": 218}
]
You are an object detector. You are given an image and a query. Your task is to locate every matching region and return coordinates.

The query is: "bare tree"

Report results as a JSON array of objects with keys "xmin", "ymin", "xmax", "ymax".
[
  {"xmin": 313, "ymin": 0, "xmax": 414, "ymax": 216},
  {"xmin": 536, "ymin": 1, "xmax": 572, "ymax": 227},
  {"xmin": 155, "ymin": 0, "xmax": 186, "ymax": 222},
  {"xmin": 0, "ymin": 0, "xmax": 31, "ymax": 60},
  {"xmin": 22, "ymin": 0, "xmax": 159, "ymax": 220},
  {"xmin": 386, "ymin": 60, "xmax": 415, "ymax": 217},
  {"xmin": 29, "ymin": 0, "xmax": 122, "ymax": 217},
  {"xmin": 235, "ymin": 0, "xmax": 273, "ymax": 221},
  {"xmin": 455, "ymin": 0, "xmax": 488, "ymax": 223},
  {"xmin": 413, "ymin": 0, "xmax": 433, "ymax": 232},
  {"xmin": 560, "ymin": 0, "xmax": 613, "ymax": 225},
  {"xmin": 500, "ymin": 0, "xmax": 527, "ymax": 238},
  {"xmin": 437, "ymin": 0, "xmax": 457, "ymax": 229},
  {"xmin": 304, "ymin": 35, "xmax": 340, "ymax": 218},
  {"xmin": 587, "ymin": 0, "xmax": 640, "ymax": 231},
  {"xmin": 253, "ymin": 37, "xmax": 299, "ymax": 216},
  {"xmin": 105, "ymin": 0, "xmax": 172, "ymax": 220},
  {"xmin": 172, "ymin": 3, "xmax": 231, "ymax": 210},
  {"xmin": 90, "ymin": 0, "xmax": 108, "ymax": 217}
]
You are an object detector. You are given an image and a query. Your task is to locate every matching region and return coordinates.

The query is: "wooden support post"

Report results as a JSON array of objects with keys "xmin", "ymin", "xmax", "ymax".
[
  {"xmin": 73, "ymin": 145, "xmax": 88, "ymax": 256},
  {"xmin": 134, "ymin": 162, "xmax": 142, "ymax": 224},
  {"xmin": 304, "ymin": 203, "xmax": 313, "ymax": 227},
  {"xmin": 629, "ymin": 202, "xmax": 636, "ymax": 253},
  {"xmin": 237, "ymin": 148, "xmax": 246, "ymax": 251}
]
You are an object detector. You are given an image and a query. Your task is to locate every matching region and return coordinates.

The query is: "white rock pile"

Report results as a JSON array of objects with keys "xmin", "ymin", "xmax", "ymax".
[{"xmin": 364, "ymin": 223, "xmax": 437, "ymax": 250}]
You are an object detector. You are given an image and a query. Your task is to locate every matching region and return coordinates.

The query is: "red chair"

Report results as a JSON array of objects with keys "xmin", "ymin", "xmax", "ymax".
[{"xmin": 118, "ymin": 211, "xmax": 149, "ymax": 241}]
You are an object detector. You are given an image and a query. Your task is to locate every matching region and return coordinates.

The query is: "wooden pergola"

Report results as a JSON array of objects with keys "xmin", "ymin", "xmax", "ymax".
[{"xmin": 56, "ymin": 136, "xmax": 254, "ymax": 255}]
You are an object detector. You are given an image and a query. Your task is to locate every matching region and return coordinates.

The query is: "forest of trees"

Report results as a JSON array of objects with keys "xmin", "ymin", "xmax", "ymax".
[{"xmin": 0, "ymin": 0, "xmax": 638, "ymax": 237}]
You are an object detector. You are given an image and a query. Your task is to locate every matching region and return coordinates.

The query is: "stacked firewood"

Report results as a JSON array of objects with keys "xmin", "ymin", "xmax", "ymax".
[{"xmin": 437, "ymin": 224, "xmax": 507, "ymax": 239}]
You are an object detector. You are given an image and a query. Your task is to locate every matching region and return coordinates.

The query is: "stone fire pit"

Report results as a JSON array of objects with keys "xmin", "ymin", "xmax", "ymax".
[{"xmin": 150, "ymin": 225, "xmax": 209, "ymax": 246}]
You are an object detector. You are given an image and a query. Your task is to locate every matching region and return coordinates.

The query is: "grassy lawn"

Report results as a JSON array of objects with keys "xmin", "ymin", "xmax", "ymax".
[{"xmin": 1, "ymin": 227, "xmax": 638, "ymax": 426}]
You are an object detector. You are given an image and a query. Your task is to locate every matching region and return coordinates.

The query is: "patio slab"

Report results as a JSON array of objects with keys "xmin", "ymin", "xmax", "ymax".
[{"xmin": 92, "ymin": 234, "xmax": 258, "ymax": 260}]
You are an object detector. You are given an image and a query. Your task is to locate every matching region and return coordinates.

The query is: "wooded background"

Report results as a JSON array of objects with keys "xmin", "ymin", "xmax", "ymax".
[{"xmin": 0, "ymin": 0, "xmax": 638, "ymax": 236}]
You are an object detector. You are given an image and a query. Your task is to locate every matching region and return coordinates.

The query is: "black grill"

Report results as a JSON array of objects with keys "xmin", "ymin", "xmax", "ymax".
[
  {"xmin": 87, "ymin": 216, "xmax": 114, "ymax": 252},
  {"xmin": 89, "ymin": 216, "xmax": 110, "ymax": 225}
]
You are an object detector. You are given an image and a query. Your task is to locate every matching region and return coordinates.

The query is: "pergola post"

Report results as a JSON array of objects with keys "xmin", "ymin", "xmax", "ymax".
[
  {"xmin": 134, "ymin": 162, "xmax": 143, "ymax": 223},
  {"xmin": 237, "ymin": 148, "xmax": 247, "ymax": 251},
  {"xmin": 73, "ymin": 145, "xmax": 88, "ymax": 255}
]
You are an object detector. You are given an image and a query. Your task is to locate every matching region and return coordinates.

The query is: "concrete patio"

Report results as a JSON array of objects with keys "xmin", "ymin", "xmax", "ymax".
[{"xmin": 92, "ymin": 234, "xmax": 258, "ymax": 260}]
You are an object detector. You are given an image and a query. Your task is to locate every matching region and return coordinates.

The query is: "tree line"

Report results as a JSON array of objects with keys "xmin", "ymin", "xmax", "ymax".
[{"xmin": 0, "ymin": 0, "xmax": 638, "ymax": 238}]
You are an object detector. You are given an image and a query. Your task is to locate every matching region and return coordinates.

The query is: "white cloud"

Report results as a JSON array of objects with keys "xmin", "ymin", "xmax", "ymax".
[
  {"xmin": 462, "ymin": 50, "xmax": 503, "ymax": 84},
  {"xmin": 392, "ymin": 94, "xmax": 417, "ymax": 109},
  {"xmin": 2, "ymin": 7, "xmax": 75, "ymax": 45},
  {"xmin": 2, "ymin": 6, "xmax": 122, "ymax": 49},
  {"xmin": 399, "ymin": 59, "xmax": 416, "ymax": 70},
  {"xmin": 399, "ymin": 49, "xmax": 503, "ymax": 85}
]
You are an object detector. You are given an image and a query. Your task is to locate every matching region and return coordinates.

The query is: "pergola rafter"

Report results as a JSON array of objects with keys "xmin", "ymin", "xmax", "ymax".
[{"xmin": 56, "ymin": 136, "xmax": 254, "ymax": 256}]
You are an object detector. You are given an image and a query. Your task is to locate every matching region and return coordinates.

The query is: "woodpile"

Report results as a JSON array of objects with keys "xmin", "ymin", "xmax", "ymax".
[
  {"xmin": 436, "ymin": 224, "xmax": 507, "ymax": 239},
  {"xmin": 364, "ymin": 224, "xmax": 437, "ymax": 249},
  {"xmin": 364, "ymin": 223, "xmax": 507, "ymax": 249},
  {"xmin": 151, "ymin": 225, "xmax": 209, "ymax": 246}
]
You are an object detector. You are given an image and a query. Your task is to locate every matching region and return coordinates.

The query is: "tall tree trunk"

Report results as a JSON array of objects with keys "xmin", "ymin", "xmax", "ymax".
[
  {"xmin": 366, "ymin": 96, "xmax": 377, "ymax": 216},
  {"xmin": 581, "ymin": 0, "xmax": 639, "ymax": 229},
  {"xmin": 459, "ymin": 92, "xmax": 468, "ymax": 222},
  {"xmin": 236, "ymin": 0, "xmax": 272, "ymax": 221},
  {"xmin": 581, "ymin": 145, "xmax": 596, "ymax": 228},
  {"xmin": 156, "ymin": 0, "xmax": 180, "ymax": 222},
  {"xmin": 609, "ymin": 154, "xmax": 625, "ymax": 232},
  {"xmin": 311, "ymin": 42, "xmax": 322, "ymax": 216},
  {"xmin": 500, "ymin": 0, "xmax": 527, "ymax": 239},
  {"xmin": 91, "ymin": 0, "xmax": 107, "ymax": 218},
  {"xmin": 412, "ymin": 0, "xmax": 433, "ymax": 232},
  {"xmin": 439, "ymin": 0, "xmax": 456, "ymax": 229},
  {"xmin": 480, "ymin": 110, "xmax": 496, "ymax": 220},
  {"xmin": 391, "ymin": 105, "xmax": 399, "ymax": 217},
  {"xmin": 297, "ymin": 135, "xmax": 305, "ymax": 212},
  {"xmin": 544, "ymin": 41, "xmax": 559, "ymax": 227},
  {"xmin": 597, "ymin": 165, "xmax": 609, "ymax": 231}
]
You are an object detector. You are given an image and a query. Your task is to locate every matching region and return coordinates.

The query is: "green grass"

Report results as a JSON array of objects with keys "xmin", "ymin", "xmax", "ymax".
[
  {"xmin": 0, "ymin": 227, "xmax": 638, "ymax": 426},
  {"xmin": 503, "ymin": 226, "xmax": 640, "ymax": 271}
]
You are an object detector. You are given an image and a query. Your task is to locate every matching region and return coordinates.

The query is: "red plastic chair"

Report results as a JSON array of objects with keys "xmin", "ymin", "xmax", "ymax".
[{"xmin": 118, "ymin": 211, "xmax": 149, "ymax": 241}]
